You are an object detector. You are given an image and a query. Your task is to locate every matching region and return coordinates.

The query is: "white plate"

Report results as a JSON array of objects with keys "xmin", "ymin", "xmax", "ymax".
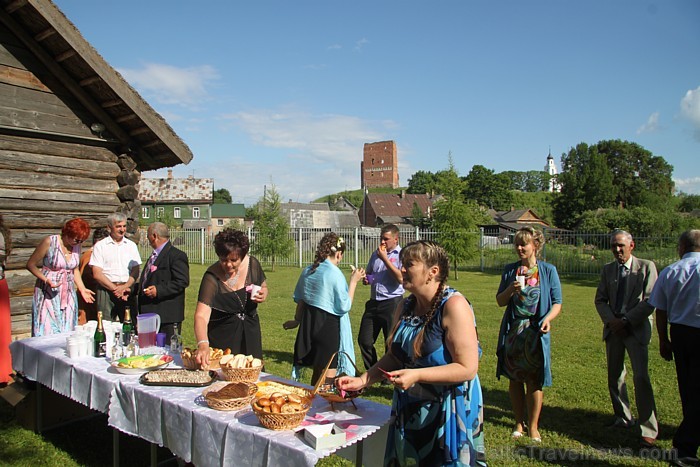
[{"xmin": 111, "ymin": 354, "xmax": 173, "ymax": 375}]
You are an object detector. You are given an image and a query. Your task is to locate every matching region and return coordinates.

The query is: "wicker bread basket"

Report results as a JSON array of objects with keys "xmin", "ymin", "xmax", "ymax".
[
  {"xmin": 203, "ymin": 382, "xmax": 257, "ymax": 411},
  {"xmin": 313, "ymin": 351, "xmax": 364, "ymax": 405},
  {"xmin": 221, "ymin": 363, "xmax": 263, "ymax": 382},
  {"xmin": 181, "ymin": 353, "xmax": 221, "ymax": 370},
  {"xmin": 250, "ymin": 393, "xmax": 313, "ymax": 430}
]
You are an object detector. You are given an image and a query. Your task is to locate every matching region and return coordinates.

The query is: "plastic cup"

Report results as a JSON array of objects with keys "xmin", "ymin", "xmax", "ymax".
[
  {"xmin": 156, "ymin": 332, "xmax": 166, "ymax": 347},
  {"xmin": 249, "ymin": 284, "xmax": 262, "ymax": 298},
  {"xmin": 67, "ymin": 338, "xmax": 80, "ymax": 358},
  {"xmin": 516, "ymin": 275, "xmax": 526, "ymax": 288},
  {"xmin": 365, "ymin": 274, "xmax": 375, "ymax": 285}
]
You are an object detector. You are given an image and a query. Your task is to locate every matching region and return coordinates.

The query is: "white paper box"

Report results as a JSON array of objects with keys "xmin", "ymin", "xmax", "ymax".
[{"xmin": 303, "ymin": 424, "xmax": 347, "ymax": 451}]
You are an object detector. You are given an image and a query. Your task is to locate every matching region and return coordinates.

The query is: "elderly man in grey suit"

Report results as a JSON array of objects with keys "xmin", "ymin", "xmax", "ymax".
[{"xmin": 595, "ymin": 229, "xmax": 658, "ymax": 448}]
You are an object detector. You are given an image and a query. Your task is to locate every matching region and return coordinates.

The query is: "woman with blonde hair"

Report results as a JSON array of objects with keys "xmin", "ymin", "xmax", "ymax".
[
  {"xmin": 337, "ymin": 240, "xmax": 485, "ymax": 466},
  {"xmin": 496, "ymin": 226, "xmax": 562, "ymax": 442}
]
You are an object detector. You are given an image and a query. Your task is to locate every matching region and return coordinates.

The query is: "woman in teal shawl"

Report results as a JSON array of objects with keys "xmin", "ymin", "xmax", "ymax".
[
  {"xmin": 496, "ymin": 227, "xmax": 562, "ymax": 443},
  {"xmin": 285, "ymin": 233, "xmax": 365, "ymax": 385}
]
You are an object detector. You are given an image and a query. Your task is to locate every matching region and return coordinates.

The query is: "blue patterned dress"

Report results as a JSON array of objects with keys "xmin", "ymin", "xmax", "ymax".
[{"xmin": 385, "ymin": 287, "xmax": 486, "ymax": 466}]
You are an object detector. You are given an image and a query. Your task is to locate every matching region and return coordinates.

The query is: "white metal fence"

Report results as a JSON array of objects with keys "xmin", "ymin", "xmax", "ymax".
[{"xmin": 138, "ymin": 227, "xmax": 680, "ymax": 276}]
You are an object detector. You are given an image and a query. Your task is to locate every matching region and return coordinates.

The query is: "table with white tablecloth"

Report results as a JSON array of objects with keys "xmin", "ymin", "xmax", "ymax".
[{"xmin": 10, "ymin": 334, "xmax": 391, "ymax": 466}]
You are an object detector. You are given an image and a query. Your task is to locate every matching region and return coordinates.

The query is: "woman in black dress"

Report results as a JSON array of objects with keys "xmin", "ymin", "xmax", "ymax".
[{"xmin": 194, "ymin": 229, "xmax": 268, "ymax": 367}]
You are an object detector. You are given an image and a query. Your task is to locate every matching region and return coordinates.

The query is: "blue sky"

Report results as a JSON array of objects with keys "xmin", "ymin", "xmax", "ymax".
[{"xmin": 55, "ymin": 0, "xmax": 700, "ymax": 205}]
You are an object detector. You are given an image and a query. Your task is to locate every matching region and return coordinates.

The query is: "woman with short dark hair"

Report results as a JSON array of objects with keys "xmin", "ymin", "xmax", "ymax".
[
  {"xmin": 27, "ymin": 217, "xmax": 95, "ymax": 336},
  {"xmin": 194, "ymin": 229, "xmax": 268, "ymax": 368}
]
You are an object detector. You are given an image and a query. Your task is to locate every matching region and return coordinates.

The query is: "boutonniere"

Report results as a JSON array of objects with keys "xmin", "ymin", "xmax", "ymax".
[{"xmin": 150, "ymin": 265, "xmax": 158, "ymax": 273}]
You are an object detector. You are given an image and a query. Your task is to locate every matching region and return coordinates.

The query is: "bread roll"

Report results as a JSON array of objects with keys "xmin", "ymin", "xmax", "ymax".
[{"xmin": 257, "ymin": 397, "xmax": 271, "ymax": 407}]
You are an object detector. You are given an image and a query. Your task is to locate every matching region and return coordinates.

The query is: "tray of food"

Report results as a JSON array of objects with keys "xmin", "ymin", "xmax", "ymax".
[
  {"xmin": 112, "ymin": 354, "xmax": 173, "ymax": 375},
  {"xmin": 220, "ymin": 353, "xmax": 263, "ymax": 382},
  {"xmin": 251, "ymin": 387, "xmax": 313, "ymax": 430},
  {"xmin": 140, "ymin": 369, "xmax": 218, "ymax": 387}
]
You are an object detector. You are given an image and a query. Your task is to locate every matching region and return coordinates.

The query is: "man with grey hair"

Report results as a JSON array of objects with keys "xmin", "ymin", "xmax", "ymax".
[
  {"xmin": 138, "ymin": 222, "xmax": 189, "ymax": 341},
  {"xmin": 650, "ymin": 230, "xmax": 700, "ymax": 466},
  {"xmin": 90, "ymin": 213, "xmax": 141, "ymax": 322},
  {"xmin": 594, "ymin": 229, "xmax": 658, "ymax": 448}
]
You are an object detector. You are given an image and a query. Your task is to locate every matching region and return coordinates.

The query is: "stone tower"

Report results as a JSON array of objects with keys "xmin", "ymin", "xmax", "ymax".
[{"xmin": 361, "ymin": 140, "xmax": 399, "ymax": 189}]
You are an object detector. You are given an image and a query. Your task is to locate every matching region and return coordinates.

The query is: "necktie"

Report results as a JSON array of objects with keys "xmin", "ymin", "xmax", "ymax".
[
  {"xmin": 614, "ymin": 264, "xmax": 627, "ymax": 315},
  {"xmin": 142, "ymin": 251, "xmax": 157, "ymax": 285}
]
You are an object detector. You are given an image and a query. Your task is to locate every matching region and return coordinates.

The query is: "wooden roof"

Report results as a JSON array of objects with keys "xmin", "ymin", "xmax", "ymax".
[
  {"xmin": 366, "ymin": 192, "xmax": 436, "ymax": 219},
  {"xmin": 0, "ymin": 0, "xmax": 193, "ymax": 171}
]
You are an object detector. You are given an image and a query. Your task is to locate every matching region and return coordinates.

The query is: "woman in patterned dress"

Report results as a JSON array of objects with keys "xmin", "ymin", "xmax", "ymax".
[
  {"xmin": 495, "ymin": 226, "xmax": 562, "ymax": 442},
  {"xmin": 27, "ymin": 218, "xmax": 95, "ymax": 336},
  {"xmin": 337, "ymin": 240, "xmax": 486, "ymax": 466}
]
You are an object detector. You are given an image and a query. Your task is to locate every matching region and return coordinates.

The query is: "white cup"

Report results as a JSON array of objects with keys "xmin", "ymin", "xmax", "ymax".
[
  {"xmin": 67, "ymin": 338, "xmax": 80, "ymax": 358},
  {"xmin": 516, "ymin": 275, "xmax": 526, "ymax": 288},
  {"xmin": 249, "ymin": 284, "xmax": 262, "ymax": 298},
  {"xmin": 78, "ymin": 336, "xmax": 91, "ymax": 357}
]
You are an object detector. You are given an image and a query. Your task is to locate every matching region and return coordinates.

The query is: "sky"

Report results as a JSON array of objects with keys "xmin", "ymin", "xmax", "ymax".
[{"xmin": 54, "ymin": 0, "xmax": 700, "ymax": 205}]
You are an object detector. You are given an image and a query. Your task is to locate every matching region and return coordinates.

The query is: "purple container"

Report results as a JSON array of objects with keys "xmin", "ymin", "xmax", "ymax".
[{"xmin": 156, "ymin": 332, "xmax": 166, "ymax": 347}]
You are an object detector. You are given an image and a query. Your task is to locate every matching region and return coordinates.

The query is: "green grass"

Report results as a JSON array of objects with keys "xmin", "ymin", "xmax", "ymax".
[{"xmin": 1, "ymin": 266, "xmax": 684, "ymax": 466}]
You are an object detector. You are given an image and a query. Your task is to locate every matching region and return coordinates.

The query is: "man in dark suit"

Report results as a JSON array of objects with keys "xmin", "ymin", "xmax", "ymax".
[
  {"xmin": 595, "ymin": 229, "xmax": 658, "ymax": 448},
  {"xmin": 138, "ymin": 222, "xmax": 189, "ymax": 341}
]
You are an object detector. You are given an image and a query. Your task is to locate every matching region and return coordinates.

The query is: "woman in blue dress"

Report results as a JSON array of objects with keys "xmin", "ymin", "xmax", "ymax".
[
  {"xmin": 496, "ymin": 226, "xmax": 562, "ymax": 443},
  {"xmin": 337, "ymin": 240, "xmax": 486, "ymax": 466}
]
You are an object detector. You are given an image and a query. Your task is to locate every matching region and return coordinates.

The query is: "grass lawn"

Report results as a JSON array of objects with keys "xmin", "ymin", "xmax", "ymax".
[{"xmin": 0, "ymin": 265, "xmax": 684, "ymax": 466}]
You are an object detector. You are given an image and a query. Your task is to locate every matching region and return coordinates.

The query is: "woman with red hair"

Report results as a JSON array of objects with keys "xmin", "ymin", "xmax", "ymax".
[{"xmin": 27, "ymin": 218, "xmax": 95, "ymax": 336}]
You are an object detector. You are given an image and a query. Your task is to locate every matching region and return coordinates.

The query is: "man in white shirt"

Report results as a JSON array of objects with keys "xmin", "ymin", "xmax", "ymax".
[{"xmin": 89, "ymin": 213, "xmax": 142, "ymax": 322}]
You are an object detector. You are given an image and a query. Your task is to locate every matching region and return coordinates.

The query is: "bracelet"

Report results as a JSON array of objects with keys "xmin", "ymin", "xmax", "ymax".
[{"xmin": 197, "ymin": 340, "xmax": 209, "ymax": 346}]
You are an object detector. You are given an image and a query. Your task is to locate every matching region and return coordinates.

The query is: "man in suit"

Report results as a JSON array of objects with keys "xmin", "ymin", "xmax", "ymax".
[
  {"xmin": 138, "ymin": 222, "xmax": 189, "ymax": 341},
  {"xmin": 595, "ymin": 229, "xmax": 658, "ymax": 448}
]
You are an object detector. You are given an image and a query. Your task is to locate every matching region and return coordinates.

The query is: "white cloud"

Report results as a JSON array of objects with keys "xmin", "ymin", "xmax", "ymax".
[
  {"xmin": 680, "ymin": 86, "xmax": 700, "ymax": 140},
  {"xmin": 327, "ymin": 44, "xmax": 342, "ymax": 50},
  {"xmin": 636, "ymin": 111, "xmax": 660, "ymax": 135},
  {"xmin": 217, "ymin": 108, "xmax": 397, "ymax": 201},
  {"xmin": 118, "ymin": 63, "xmax": 219, "ymax": 109},
  {"xmin": 674, "ymin": 176, "xmax": 700, "ymax": 195},
  {"xmin": 354, "ymin": 38, "xmax": 369, "ymax": 52}
]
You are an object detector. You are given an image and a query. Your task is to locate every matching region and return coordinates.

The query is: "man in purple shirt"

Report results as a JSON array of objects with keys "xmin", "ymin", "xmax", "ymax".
[{"xmin": 358, "ymin": 224, "xmax": 404, "ymax": 371}]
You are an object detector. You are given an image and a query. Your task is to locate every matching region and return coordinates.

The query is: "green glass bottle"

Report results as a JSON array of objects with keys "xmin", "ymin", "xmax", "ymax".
[
  {"xmin": 122, "ymin": 307, "xmax": 133, "ymax": 346},
  {"xmin": 94, "ymin": 311, "xmax": 107, "ymax": 357}
]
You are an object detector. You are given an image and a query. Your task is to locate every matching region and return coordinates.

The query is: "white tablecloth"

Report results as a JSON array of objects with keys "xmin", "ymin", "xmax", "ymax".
[{"xmin": 10, "ymin": 334, "xmax": 391, "ymax": 466}]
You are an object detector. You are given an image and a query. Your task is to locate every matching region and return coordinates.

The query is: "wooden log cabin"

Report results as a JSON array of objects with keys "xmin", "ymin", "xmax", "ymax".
[{"xmin": 0, "ymin": 0, "xmax": 194, "ymax": 337}]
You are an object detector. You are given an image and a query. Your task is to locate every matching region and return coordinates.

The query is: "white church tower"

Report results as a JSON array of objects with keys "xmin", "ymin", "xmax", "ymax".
[{"xmin": 545, "ymin": 150, "xmax": 561, "ymax": 192}]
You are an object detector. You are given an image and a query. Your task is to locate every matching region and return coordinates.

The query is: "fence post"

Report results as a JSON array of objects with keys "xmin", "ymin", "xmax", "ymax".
[
  {"xmin": 200, "ymin": 228, "xmax": 205, "ymax": 265},
  {"xmin": 542, "ymin": 227, "xmax": 547, "ymax": 262},
  {"xmin": 298, "ymin": 228, "xmax": 303, "ymax": 268},
  {"xmin": 415, "ymin": 226, "xmax": 420, "ymax": 241},
  {"xmin": 354, "ymin": 227, "xmax": 359, "ymax": 268},
  {"xmin": 480, "ymin": 227, "xmax": 484, "ymax": 272}
]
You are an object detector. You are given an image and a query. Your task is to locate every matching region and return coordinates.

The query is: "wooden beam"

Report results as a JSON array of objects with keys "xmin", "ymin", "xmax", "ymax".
[
  {"xmin": 101, "ymin": 99, "xmax": 123, "ymax": 108},
  {"xmin": 78, "ymin": 75, "xmax": 101, "ymax": 86},
  {"xmin": 4, "ymin": 0, "xmax": 27, "ymax": 15},
  {"xmin": 54, "ymin": 49, "xmax": 76, "ymax": 62},
  {"xmin": 115, "ymin": 113, "xmax": 138, "ymax": 124},
  {"xmin": 129, "ymin": 126, "xmax": 151, "ymax": 136},
  {"xmin": 34, "ymin": 27, "xmax": 56, "ymax": 42}
]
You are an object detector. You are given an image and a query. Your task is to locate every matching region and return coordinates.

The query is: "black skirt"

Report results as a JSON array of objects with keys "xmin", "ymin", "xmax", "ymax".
[{"xmin": 293, "ymin": 303, "xmax": 340, "ymax": 371}]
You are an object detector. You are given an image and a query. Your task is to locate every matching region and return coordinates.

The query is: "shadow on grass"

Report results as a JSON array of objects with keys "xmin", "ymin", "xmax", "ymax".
[{"xmin": 483, "ymin": 385, "xmax": 679, "ymax": 465}]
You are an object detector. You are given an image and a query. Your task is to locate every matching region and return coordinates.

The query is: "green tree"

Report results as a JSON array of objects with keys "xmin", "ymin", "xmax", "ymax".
[
  {"xmin": 410, "ymin": 201, "xmax": 426, "ymax": 227},
  {"xmin": 596, "ymin": 140, "xmax": 674, "ymax": 208},
  {"xmin": 500, "ymin": 170, "xmax": 551, "ymax": 192},
  {"xmin": 431, "ymin": 158, "xmax": 490, "ymax": 279},
  {"xmin": 554, "ymin": 143, "xmax": 615, "ymax": 229},
  {"xmin": 462, "ymin": 165, "xmax": 513, "ymax": 210},
  {"xmin": 251, "ymin": 184, "xmax": 293, "ymax": 271},
  {"xmin": 213, "ymin": 188, "xmax": 232, "ymax": 204},
  {"xmin": 407, "ymin": 170, "xmax": 438, "ymax": 194},
  {"xmin": 677, "ymin": 194, "xmax": 700, "ymax": 212}
]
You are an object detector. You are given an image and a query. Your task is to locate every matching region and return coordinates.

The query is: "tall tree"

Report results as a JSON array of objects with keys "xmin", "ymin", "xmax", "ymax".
[
  {"xmin": 463, "ymin": 165, "xmax": 513, "ymax": 210},
  {"xmin": 407, "ymin": 170, "xmax": 438, "ymax": 194},
  {"xmin": 500, "ymin": 170, "xmax": 551, "ymax": 192},
  {"xmin": 431, "ymin": 158, "xmax": 490, "ymax": 279},
  {"xmin": 213, "ymin": 188, "xmax": 232, "ymax": 204},
  {"xmin": 554, "ymin": 143, "xmax": 615, "ymax": 229},
  {"xmin": 251, "ymin": 184, "xmax": 293, "ymax": 271},
  {"xmin": 596, "ymin": 140, "xmax": 674, "ymax": 208}
]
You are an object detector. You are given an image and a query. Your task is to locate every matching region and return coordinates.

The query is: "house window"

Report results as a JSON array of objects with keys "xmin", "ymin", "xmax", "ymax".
[
  {"xmin": 217, "ymin": 219, "xmax": 224, "ymax": 226},
  {"xmin": 174, "ymin": 207, "xmax": 181, "ymax": 219},
  {"xmin": 193, "ymin": 207, "xmax": 200, "ymax": 219},
  {"xmin": 142, "ymin": 207, "xmax": 150, "ymax": 219},
  {"xmin": 156, "ymin": 207, "xmax": 164, "ymax": 218}
]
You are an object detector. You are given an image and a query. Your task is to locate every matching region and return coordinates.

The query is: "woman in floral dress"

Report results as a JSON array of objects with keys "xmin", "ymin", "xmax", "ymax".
[
  {"xmin": 496, "ymin": 226, "xmax": 562, "ymax": 442},
  {"xmin": 27, "ymin": 218, "xmax": 94, "ymax": 336},
  {"xmin": 337, "ymin": 240, "xmax": 486, "ymax": 466}
]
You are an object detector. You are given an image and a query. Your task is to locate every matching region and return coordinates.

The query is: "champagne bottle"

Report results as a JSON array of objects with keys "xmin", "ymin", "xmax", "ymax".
[
  {"xmin": 170, "ymin": 323, "xmax": 182, "ymax": 353},
  {"xmin": 122, "ymin": 307, "xmax": 133, "ymax": 346},
  {"xmin": 94, "ymin": 311, "xmax": 107, "ymax": 357}
]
